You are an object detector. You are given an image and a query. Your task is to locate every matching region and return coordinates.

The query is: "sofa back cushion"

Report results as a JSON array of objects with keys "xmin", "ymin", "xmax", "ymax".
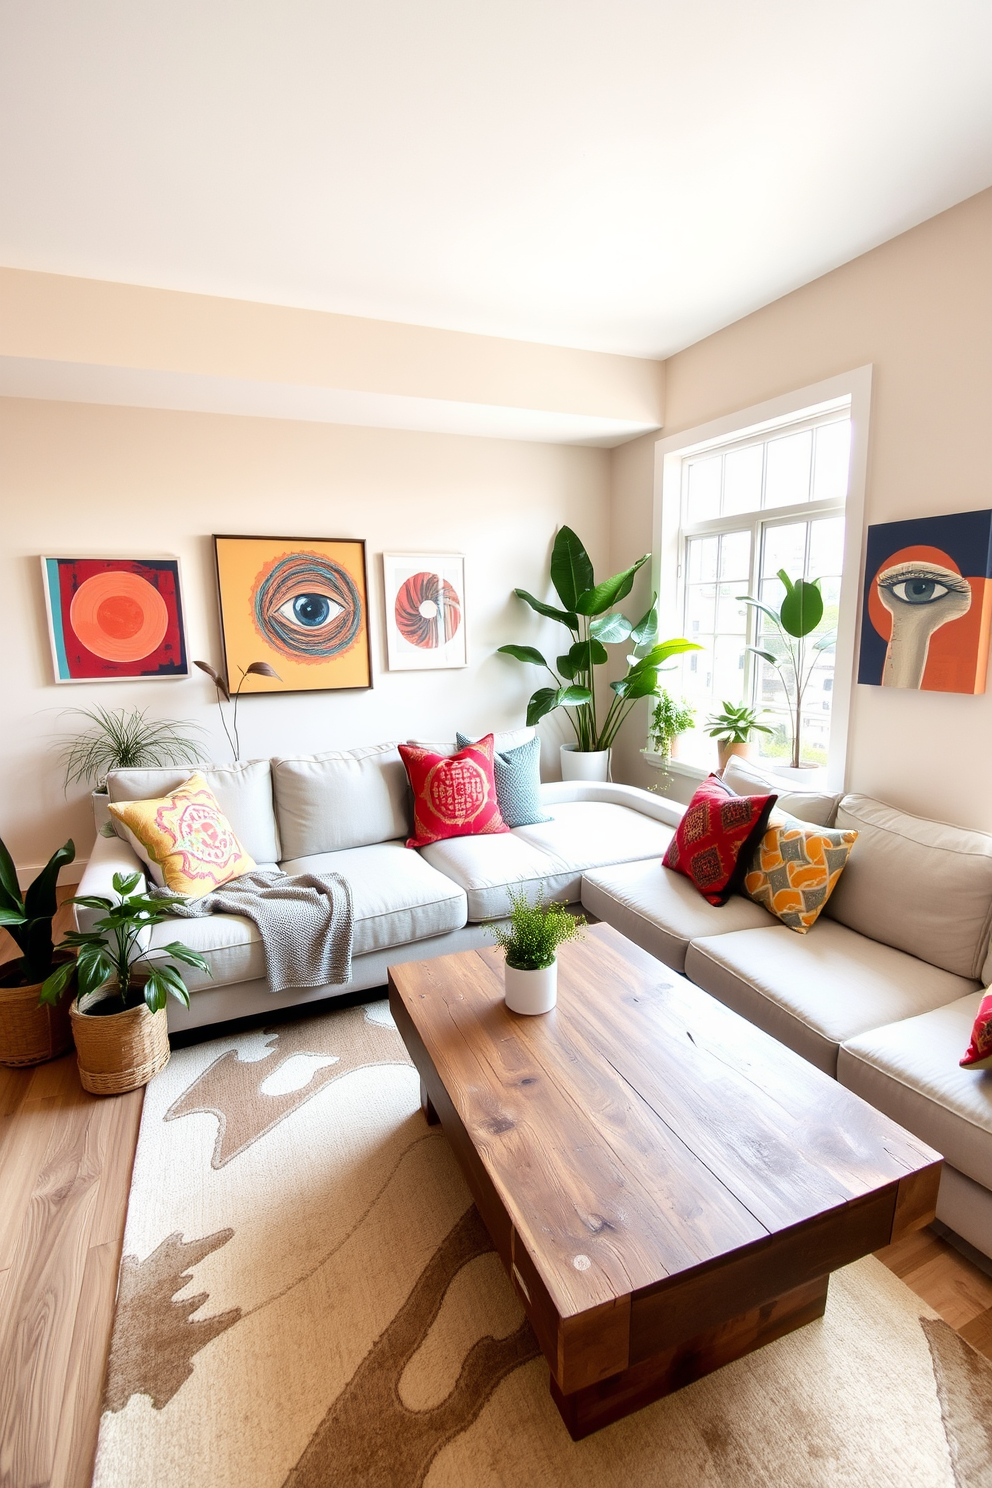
[
  {"xmin": 826, "ymin": 793, "xmax": 992, "ymax": 979},
  {"xmin": 721, "ymin": 754, "xmax": 841, "ymax": 827},
  {"xmin": 272, "ymin": 742, "xmax": 411, "ymax": 858},
  {"xmin": 107, "ymin": 760, "xmax": 280, "ymax": 865}
]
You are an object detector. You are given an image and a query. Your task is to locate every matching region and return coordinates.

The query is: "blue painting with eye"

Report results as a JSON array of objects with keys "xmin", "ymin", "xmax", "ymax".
[{"xmin": 858, "ymin": 508, "xmax": 992, "ymax": 694}]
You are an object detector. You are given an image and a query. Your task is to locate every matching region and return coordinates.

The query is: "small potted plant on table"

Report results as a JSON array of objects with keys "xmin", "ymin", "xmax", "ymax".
[
  {"xmin": 0, "ymin": 834, "xmax": 76, "ymax": 1067},
  {"xmin": 704, "ymin": 701, "xmax": 773, "ymax": 772},
  {"xmin": 490, "ymin": 888, "xmax": 585, "ymax": 1015},
  {"xmin": 42, "ymin": 871, "xmax": 210, "ymax": 1095}
]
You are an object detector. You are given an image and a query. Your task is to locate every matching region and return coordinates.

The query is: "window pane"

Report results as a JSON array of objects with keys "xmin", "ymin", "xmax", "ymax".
[
  {"xmin": 812, "ymin": 420, "xmax": 851, "ymax": 503},
  {"xmin": 685, "ymin": 584, "xmax": 716, "ymax": 640},
  {"xmin": 687, "ymin": 535, "xmax": 718, "ymax": 583},
  {"xmin": 723, "ymin": 445, "xmax": 763, "ymax": 516},
  {"xmin": 762, "ymin": 522, "xmax": 807, "ymax": 580},
  {"xmin": 713, "ymin": 635, "xmax": 746, "ymax": 702},
  {"xmin": 808, "ymin": 516, "xmax": 844, "ymax": 578},
  {"xmin": 686, "ymin": 456, "xmax": 721, "ymax": 521},
  {"xmin": 716, "ymin": 584, "xmax": 747, "ymax": 635},
  {"xmin": 764, "ymin": 429, "xmax": 812, "ymax": 507},
  {"xmin": 719, "ymin": 529, "xmax": 751, "ymax": 581}
]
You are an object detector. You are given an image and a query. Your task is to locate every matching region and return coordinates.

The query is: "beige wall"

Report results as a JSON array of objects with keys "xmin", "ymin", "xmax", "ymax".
[
  {"xmin": 2, "ymin": 397, "xmax": 608, "ymax": 875},
  {"xmin": 610, "ymin": 187, "xmax": 992, "ymax": 831}
]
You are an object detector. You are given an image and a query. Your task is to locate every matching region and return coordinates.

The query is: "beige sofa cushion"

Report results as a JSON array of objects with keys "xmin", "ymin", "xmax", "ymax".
[
  {"xmin": 684, "ymin": 917, "xmax": 979, "ymax": 1076},
  {"xmin": 272, "ymin": 743, "xmax": 411, "ymax": 858},
  {"xmin": 825, "ymin": 794, "xmax": 992, "ymax": 979},
  {"xmin": 148, "ymin": 842, "xmax": 466, "ymax": 988},
  {"xmin": 421, "ymin": 802, "xmax": 673, "ymax": 920},
  {"xmin": 107, "ymin": 760, "xmax": 280, "ymax": 865},
  {"xmin": 838, "ymin": 992, "xmax": 992, "ymax": 1191},
  {"xmin": 721, "ymin": 755, "xmax": 841, "ymax": 827},
  {"xmin": 581, "ymin": 859, "xmax": 773, "ymax": 973}
]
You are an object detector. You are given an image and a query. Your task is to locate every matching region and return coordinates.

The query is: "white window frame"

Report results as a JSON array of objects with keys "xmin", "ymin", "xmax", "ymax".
[{"xmin": 652, "ymin": 366, "xmax": 872, "ymax": 793}]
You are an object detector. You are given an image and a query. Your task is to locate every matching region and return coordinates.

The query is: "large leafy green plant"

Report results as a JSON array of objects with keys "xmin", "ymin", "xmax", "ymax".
[
  {"xmin": 740, "ymin": 569, "xmax": 834, "ymax": 769},
  {"xmin": 0, "ymin": 834, "xmax": 75, "ymax": 987},
  {"xmin": 41, "ymin": 872, "xmax": 210, "ymax": 1014},
  {"xmin": 499, "ymin": 527, "xmax": 698, "ymax": 752}
]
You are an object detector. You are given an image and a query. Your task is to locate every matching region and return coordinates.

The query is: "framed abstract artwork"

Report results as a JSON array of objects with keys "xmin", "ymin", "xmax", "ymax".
[
  {"xmin": 382, "ymin": 553, "xmax": 467, "ymax": 670},
  {"xmin": 857, "ymin": 509, "xmax": 992, "ymax": 693},
  {"xmin": 40, "ymin": 556, "xmax": 189, "ymax": 683},
  {"xmin": 212, "ymin": 535, "xmax": 372, "ymax": 695}
]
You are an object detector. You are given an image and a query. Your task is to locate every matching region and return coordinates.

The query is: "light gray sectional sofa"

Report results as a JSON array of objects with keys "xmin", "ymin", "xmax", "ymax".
[
  {"xmin": 582, "ymin": 773, "xmax": 992, "ymax": 1264},
  {"xmin": 78, "ymin": 734, "xmax": 678, "ymax": 1033}
]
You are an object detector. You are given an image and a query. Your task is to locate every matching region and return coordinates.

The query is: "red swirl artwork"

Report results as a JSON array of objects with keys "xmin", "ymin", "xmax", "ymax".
[{"xmin": 394, "ymin": 572, "xmax": 462, "ymax": 650}]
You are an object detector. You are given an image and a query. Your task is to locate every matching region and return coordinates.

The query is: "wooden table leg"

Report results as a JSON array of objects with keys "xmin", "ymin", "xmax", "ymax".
[
  {"xmin": 549, "ymin": 1274, "xmax": 829, "ymax": 1440},
  {"xmin": 420, "ymin": 1077, "xmax": 440, "ymax": 1125}
]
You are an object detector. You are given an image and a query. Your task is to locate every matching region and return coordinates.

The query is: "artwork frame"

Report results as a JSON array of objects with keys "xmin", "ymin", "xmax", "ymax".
[
  {"xmin": 212, "ymin": 535, "xmax": 372, "ymax": 696},
  {"xmin": 857, "ymin": 508, "xmax": 992, "ymax": 694},
  {"xmin": 40, "ymin": 555, "xmax": 189, "ymax": 684},
  {"xmin": 382, "ymin": 552, "xmax": 468, "ymax": 671}
]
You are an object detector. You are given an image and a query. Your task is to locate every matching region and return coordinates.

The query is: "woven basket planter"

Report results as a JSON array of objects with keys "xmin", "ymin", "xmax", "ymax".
[
  {"xmin": 0, "ymin": 957, "xmax": 74, "ymax": 1067},
  {"xmin": 70, "ymin": 984, "xmax": 170, "ymax": 1095}
]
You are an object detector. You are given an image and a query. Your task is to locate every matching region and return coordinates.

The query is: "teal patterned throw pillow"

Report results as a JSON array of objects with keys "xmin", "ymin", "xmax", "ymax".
[{"xmin": 456, "ymin": 733, "xmax": 551, "ymax": 829}]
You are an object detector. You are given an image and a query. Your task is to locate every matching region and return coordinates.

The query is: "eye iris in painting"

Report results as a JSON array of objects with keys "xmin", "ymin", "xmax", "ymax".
[
  {"xmin": 395, "ymin": 572, "xmax": 461, "ymax": 649},
  {"xmin": 252, "ymin": 553, "xmax": 361, "ymax": 661}
]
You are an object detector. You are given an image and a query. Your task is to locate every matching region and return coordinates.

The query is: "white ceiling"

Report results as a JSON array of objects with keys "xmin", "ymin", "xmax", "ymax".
[{"xmin": 2, "ymin": 0, "xmax": 991, "ymax": 360}]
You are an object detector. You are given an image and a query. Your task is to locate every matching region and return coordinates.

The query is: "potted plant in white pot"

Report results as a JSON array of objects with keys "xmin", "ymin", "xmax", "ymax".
[
  {"xmin": 0, "ymin": 833, "xmax": 76, "ymax": 1066},
  {"xmin": 56, "ymin": 706, "xmax": 207, "ymax": 833},
  {"xmin": 739, "ymin": 569, "xmax": 834, "ymax": 779},
  {"xmin": 499, "ymin": 526, "xmax": 699, "ymax": 781},
  {"xmin": 41, "ymin": 870, "xmax": 210, "ymax": 1094},
  {"xmin": 490, "ymin": 888, "xmax": 585, "ymax": 1015},
  {"xmin": 704, "ymin": 701, "xmax": 774, "ymax": 772}
]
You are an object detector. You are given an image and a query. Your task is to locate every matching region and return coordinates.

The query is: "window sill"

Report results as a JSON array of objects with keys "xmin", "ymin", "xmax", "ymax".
[
  {"xmin": 640, "ymin": 750, "xmax": 707, "ymax": 779},
  {"xmin": 641, "ymin": 749, "xmax": 831, "ymax": 790}
]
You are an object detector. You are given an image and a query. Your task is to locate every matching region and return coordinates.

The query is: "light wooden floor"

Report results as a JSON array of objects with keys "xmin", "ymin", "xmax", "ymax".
[{"xmin": 2, "ymin": 906, "xmax": 991, "ymax": 1488}]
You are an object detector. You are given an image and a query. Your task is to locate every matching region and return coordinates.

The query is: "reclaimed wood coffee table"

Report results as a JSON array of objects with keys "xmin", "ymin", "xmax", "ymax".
[{"xmin": 388, "ymin": 924, "xmax": 941, "ymax": 1439}]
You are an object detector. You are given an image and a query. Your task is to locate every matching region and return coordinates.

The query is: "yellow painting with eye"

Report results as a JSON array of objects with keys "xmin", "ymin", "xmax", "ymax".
[{"xmin": 213, "ymin": 536, "xmax": 372, "ymax": 695}]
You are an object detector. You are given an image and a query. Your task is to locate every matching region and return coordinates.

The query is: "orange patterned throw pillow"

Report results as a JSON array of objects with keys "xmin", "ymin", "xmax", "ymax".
[
  {"xmin": 960, "ymin": 992, "xmax": 992, "ymax": 1070},
  {"xmin": 398, "ymin": 735, "xmax": 509, "ymax": 849},
  {"xmin": 743, "ymin": 809, "xmax": 857, "ymax": 933},
  {"xmin": 108, "ymin": 773, "xmax": 255, "ymax": 898}
]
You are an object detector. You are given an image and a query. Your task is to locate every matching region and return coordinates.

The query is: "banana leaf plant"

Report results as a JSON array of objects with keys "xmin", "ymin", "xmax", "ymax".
[
  {"xmin": 40, "ymin": 871, "xmax": 210, "ymax": 1014},
  {"xmin": 0, "ymin": 833, "xmax": 75, "ymax": 989},
  {"xmin": 498, "ymin": 527, "xmax": 699, "ymax": 752},
  {"xmin": 740, "ymin": 568, "xmax": 834, "ymax": 769}
]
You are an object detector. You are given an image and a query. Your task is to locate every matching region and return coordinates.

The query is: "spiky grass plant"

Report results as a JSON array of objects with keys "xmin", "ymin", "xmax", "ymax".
[
  {"xmin": 490, "ymin": 887, "xmax": 585, "ymax": 970},
  {"xmin": 56, "ymin": 707, "xmax": 207, "ymax": 790}
]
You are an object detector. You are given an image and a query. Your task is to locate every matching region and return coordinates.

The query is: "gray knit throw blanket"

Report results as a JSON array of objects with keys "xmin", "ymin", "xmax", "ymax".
[{"xmin": 152, "ymin": 870, "xmax": 354, "ymax": 993}]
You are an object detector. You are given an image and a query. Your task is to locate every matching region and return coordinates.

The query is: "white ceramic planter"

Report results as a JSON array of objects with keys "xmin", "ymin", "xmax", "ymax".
[
  {"xmin": 560, "ymin": 745, "xmax": 611, "ymax": 783},
  {"xmin": 768, "ymin": 763, "xmax": 824, "ymax": 785},
  {"xmin": 504, "ymin": 960, "xmax": 558, "ymax": 1015}
]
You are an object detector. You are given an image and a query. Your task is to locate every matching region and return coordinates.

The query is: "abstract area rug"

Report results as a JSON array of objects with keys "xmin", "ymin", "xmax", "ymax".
[{"xmin": 94, "ymin": 1001, "xmax": 992, "ymax": 1488}]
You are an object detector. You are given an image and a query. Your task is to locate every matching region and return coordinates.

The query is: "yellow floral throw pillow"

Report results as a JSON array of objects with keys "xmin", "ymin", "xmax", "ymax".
[
  {"xmin": 743, "ymin": 809, "xmax": 857, "ymax": 933},
  {"xmin": 109, "ymin": 773, "xmax": 255, "ymax": 899}
]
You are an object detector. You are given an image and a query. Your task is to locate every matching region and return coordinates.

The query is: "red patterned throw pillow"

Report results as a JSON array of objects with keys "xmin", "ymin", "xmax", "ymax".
[
  {"xmin": 399, "ymin": 735, "xmax": 510, "ymax": 849},
  {"xmin": 960, "ymin": 991, "xmax": 992, "ymax": 1070},
  {"xmin": 663, "ymin": 773, "xmax": 777, "ymax": 906}
]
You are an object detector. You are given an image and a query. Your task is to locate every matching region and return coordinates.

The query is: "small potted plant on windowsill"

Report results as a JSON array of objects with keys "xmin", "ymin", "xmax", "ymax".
[
  {"xmin": 0, "ymin": 834, "xmax": 76, "ymax": 1067},
  {"xmin": 489, "ymin": 889, "xmax": 585, "ymax": 1015},
  {"xmin": 704, "ymin": 702, "xmax": 773, "ymax": 773},
  {"xmin": 42, "ymin": 871, "xmax": 211, "ymax": 1095},
  {"xmin": 645, "ymin": 690, "xmax": 696, "ymax": 765}
]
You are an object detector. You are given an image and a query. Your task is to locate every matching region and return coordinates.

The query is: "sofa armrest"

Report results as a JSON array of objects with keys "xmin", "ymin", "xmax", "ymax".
[
  {"xmin": 74, "ymin": 832, "xmax": 148, "ymax": 939},
  {"xmin": 539, "ymin": 779, "xmax": 685, "ymax": 829}
]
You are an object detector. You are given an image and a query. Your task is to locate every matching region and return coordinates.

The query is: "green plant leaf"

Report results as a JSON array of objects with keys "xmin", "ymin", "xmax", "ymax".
[
  {"xmin": 780, "ymin": 576, "xmax": 823, "ymax": 638},
  {"xmin": 623, "ymin": 669, "xmax": 662, "ymax": 700},
  {"xmin": 738, "ymin": 596, "xmax": 783, "ymax": 626},
  {"xmin": 38, "ymin": 958, "xmax": 76, "ymax": 1007},
  {"xmin": 76, "ymin": 946, "xmax": 114, "ymax": 997},
  {"xmin": 747, "ymin": 646, "xmax": 778, "ymax": 666},
  {"xmin": 630, "ymin": 598, "xmax": 659, "ymax": 655},
  {"xmin": 68, "ymin": 894, "xmax": 114, "ymax": 912},
  {"xmin": 588, "ymin": 612, "xmax": 633, "ymax": 643},
  {"xmin": 813, "ymin": 633, "xmax": 836, "ymax": 651},
  {"xmin": 0, "ymin": 835, "xmax": 22, "ymax": 915},
  {"xmin": 24, "ymin": 839, "xmax": 75, "ymax": 921},
  {"xmin": 112, "ymin": 871, "xmax": 142, "ymax": 896},
  {"xmin": 556, "ymin": 653, "xmax": 575, "ymax": 679},
  {"xmin": 558, "ymin": 685, "xmax": 592, "ymax": 707},
  {"xmin": 156, "ymin": 941, "xmax": 211, "ymax": 973},
  {"xmin": 777, "ymin": 569, "xmax": 796, "ymax": 598},
  {"xmin": 512, "ymin": 589, "xmax": 578, "ymax": 629},
  {"xmin": 525, "ymin": 687, "xmax": 561, "ymax": 727},
  {"xmin": 549, "ymin": 527, "xmax": 594, "ymax": 611},
  {"xmin": 0, "ymin": 907, "xmax": 27, "ymax": 927},
  {"xmin": 626, "ymin": 638, "xmax": 701, "ymax": 676},
  {"xmin": 564, "ymin": 638, "xmax": 608, "ymax": 673},
  {"xmin": 496, "ymin": 644, "xmax": 550, "ymax": 668},
  {"xmin": 574, "ymin": 555, "xmax": 649, "ymax": 616}
]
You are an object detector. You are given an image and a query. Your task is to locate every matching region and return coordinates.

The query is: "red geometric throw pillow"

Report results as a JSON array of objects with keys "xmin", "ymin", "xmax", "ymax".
[
  {"xmin": 663, "ymin": 773, "xmax": 777, "ymax": 906},
  {"xmin": 398, "ymin": 734, "xmax": 510, "ymax": 849},
  {"xmin": 960, "ymin": 991, "xmax": 992, "ymax": 1070}
]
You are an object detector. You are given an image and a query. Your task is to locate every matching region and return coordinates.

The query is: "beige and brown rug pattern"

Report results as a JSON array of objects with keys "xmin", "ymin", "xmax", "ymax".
[{"xmin": 93, "ymin": 1001, "xmax": 992, "ymax": 1488}]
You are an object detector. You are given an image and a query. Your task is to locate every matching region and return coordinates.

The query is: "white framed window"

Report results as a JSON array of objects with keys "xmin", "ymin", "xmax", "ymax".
[{"xmin": 652, "ymin": 368, "xmax": 872, "ymax": 792}]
